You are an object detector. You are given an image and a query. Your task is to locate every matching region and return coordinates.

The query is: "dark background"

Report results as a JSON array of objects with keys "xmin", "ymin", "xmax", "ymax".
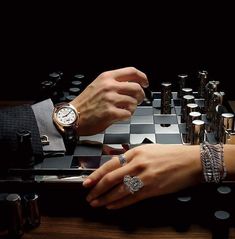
[{"xmin": 1, "ymin": 2, "xmax": 235, "ymax": 100}]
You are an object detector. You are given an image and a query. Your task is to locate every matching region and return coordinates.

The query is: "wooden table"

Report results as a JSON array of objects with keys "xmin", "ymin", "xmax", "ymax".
[{"xmin": 1, "ymin": 215, "xmax": 234, "ymax": 239}]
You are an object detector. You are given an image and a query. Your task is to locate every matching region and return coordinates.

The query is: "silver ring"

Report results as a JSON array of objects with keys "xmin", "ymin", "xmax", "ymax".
[
  {"xmin": 118, "ymin": 154, "xmax": 127, "ymax": 166},
  {"xmin": 123, "ymin": 175, "xmax": 144, "ymax": 194}
]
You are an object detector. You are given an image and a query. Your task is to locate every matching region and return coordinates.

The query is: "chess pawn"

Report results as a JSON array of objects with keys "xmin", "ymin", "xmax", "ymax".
[
  {"xmin": 174, "ymin": 195, "xmax": 192, "ymax": 232},
  {"xmin": 207, "ymin": 92, "xmax": 224, "ymax": 121},
  {"xmin": 212, "ymin": 210, "xmax": 231, "ymax": 239},
  {"xmin": 181, "ymin": 88, "xmax": 193, "ymax": 97},
  {"xmin": 181, "ymin": 95, "xmax": 195, "ymax": 123},
  {"xmin": 177, "ymin": 74, "xmax": 188, "ymax": 98},
  {"xmin": 198, "ymin": 70, "xmax": 208, "ymax": 98},
  {"xmin": 205, "ymin": 81, "xmax": 220, "ymax": 111},
  {"xmin": 39, "ymin": 80, "xmax": 55, "ymax": 101},
  {"xmin": 16, "ymin": 129, "xmax": 35, "ymax": 169},
  {"xmin": 49, "ymin": 71, "xmax": 64, "ymax": 99},
  {"xmin": 6, "ymin": 194, "xmax": 24, "ymax": 238},
  {"xmin": 187, "ymin": 111, "xmax": 201, "ymax": 143},
  {"xmin": 161, "ymin": 82, "xmax": 172, "ymax": 114},
  {"xmin": 72, "ymin": 74, "xmax": 86, "ymax": 91},
  {"xmin": 190, "ymin": 120, "xmax": 205, "ymax": 145},
  {"xmin": 218, "ymin": 113, "xmax": 234, "ymax": 144},
  {"xmin": 23, "ymin": 193, "xmax": 40, "ymax": 229}
]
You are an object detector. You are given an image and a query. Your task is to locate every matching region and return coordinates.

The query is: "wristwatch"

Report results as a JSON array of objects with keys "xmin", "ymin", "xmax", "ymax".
[{"xmin": 52, "ymin": 103, "xmax": 80, "ymax": 153}]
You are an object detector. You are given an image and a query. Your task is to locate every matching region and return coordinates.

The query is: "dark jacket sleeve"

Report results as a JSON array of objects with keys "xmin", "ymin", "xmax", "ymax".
[{"xmin": 0, "ymin": 104, "xmax": 43, "ymax": 169}]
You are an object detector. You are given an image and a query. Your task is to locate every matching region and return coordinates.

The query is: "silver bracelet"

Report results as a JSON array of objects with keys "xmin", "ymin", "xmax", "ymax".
[{"xmin": 200, "ymin": 142, "xmax": 227, "ymax": 183}]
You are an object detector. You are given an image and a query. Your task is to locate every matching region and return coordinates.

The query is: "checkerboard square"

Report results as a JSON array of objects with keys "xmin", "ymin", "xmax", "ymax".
[
  {"xmin": 156, "ymin": 134, "xmax": 182, "ymax": 144},
  {"xmin": 130, "ymin": 134, "xmax": 156, "ymax": 144},
  {"xmin": 154, "ymin": 115, "xmax": 178, "ymax": 124},
  {"xmin": 104, "ymin": 134, "xmax": 130, "ymax": 144},
  {"xmin": 134, "ymin": 106, "xmax": 153, "ymax": 116},
  {"xmin": 74, "ymin": 144, "xmax": 103, "ymax": 156},
  {"xmin": 131, "ymin": 124, "xmax": 155, "ymax": 133},
  {"xmin": 155, "ymin": 124, "xmax": 180, "ymax": 134},
  {"xmin": 131, "ymin": 115, "xmax": 154, "ymax": 124},
  {"xmin": 79, "ymin": 134, "xmax": 104, "ymax": 143},
  {"xmin": 105, "ymin": 124, "xmax": 130, "ymax": 134}
]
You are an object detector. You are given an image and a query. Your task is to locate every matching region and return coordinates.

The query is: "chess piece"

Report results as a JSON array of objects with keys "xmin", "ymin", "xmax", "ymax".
[
  {"xmin": 174, "ymin": 195, "xmax": 192, "ymax": 232},
  {"xmin": 212, "ymin": 210, "xmax": 230, "ymax": 239},
  {"xmin": 181, "ymin": 95, "xmax": 195, "ymax": 123},
  {"xmin": 198, "ymin": 70, "xmax": 208, "ymax": 98},
  {"xmin": 23, "ymin": 193, "xmax": 40, "ymax": 229},
  {"xmin": 161, "ymin": 82, "xmax": 172, "ymax": 127},
  {"xmin": 16, "ymin": 130, "xmax": 35, "ymax": 169},
  {"xmin": 161, "ymin": 82, "xmax": 172, "ymax": 114},
  {"xmin": 6, "ymin": 194, "xmax": 24, "ymax": 238},
  {"xmin": 218, "ymin": 113, "xmax": 234, "ymax": 144},
  {"xmin": 187, "ymin": 111, "xmax": 201, "ymax": 143},
  {"xmin": 177, "ymin": 74, "xmax": 188, "ymax": 98},
  {"xmin": 190, "ymin": 120, "xmax": 205, "ymax": 145}
]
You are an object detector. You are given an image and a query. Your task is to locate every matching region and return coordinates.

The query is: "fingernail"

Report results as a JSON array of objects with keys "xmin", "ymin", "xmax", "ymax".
[
  {"xmin": 83, "ymin": 178, "xmax": 92, "ymax": 187},
  {"xmin": 90, "ymin": 200, "xmax": 99, "ymax": 207},
  {"xmin": 142, "ymin": 83, "xmax": 149, "ymax": 88}
]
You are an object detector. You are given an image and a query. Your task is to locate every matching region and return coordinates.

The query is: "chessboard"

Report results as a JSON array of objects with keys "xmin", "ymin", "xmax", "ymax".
[{"xmin": 1, "ymin": 72, "xmax": 235, "ymax": 237}]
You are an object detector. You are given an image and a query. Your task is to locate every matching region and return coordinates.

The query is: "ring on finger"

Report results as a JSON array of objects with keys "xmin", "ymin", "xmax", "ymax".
[{"xmin": 118, "ymin": 154, "xmax": 127, "ymax": 167}]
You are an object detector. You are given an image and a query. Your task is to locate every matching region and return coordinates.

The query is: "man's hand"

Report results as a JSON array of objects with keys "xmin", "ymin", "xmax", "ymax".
[{"xmin": 70, "ymin": 67, "xmax": 149, "ymax": 136}]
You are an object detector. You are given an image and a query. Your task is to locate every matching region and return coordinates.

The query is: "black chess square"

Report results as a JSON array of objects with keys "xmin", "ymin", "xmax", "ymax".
[
  {"xmin": 153, "ymin": 107, "xmax": 176, "ymax": 114},
  {"xmin": 130, "ymin": 124, "xmax": 155, "ymax": 134},
  {"xmin": 104, "ymin": 134, "xmax": 130, "ymax": 144},
  {"xmin": 71, "ymin": 156, "xmax": 101, "ymax": 169},
  {"xmin": 156, "ymin": 134, "xmax": 182, "ymax": 144},
  {"xmin": 73, "ymin": 143, "xmax": 103, "ymax": 156}
]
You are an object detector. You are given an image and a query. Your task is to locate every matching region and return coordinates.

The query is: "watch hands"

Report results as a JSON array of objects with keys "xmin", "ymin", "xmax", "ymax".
[{"xmin": 62, "ymin": 109, "xmax": 72, "ymax": 118}]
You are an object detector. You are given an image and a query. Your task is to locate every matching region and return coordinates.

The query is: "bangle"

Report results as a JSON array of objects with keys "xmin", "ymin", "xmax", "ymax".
[{"xmin": 200, "ymin": 142, "xmax": 227, "ymax": 183}]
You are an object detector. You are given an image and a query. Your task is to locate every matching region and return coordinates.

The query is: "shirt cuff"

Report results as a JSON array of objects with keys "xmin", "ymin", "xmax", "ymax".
[{"xmin": 32, "ymin": 99, "xmax": 66, "ymax": 156}]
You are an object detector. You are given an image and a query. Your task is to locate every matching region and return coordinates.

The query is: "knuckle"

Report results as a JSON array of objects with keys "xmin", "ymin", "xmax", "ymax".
[
  {"xmin": 103, "ymin": 92, "xmax": 115, "ymax": 103},
  {"xmin": 103, "ymin": 173, "xmax": 114, "ymax": 185},
  {"xmin": 127, "ymin": 66, "xmax": 138, "ymax": 74}
]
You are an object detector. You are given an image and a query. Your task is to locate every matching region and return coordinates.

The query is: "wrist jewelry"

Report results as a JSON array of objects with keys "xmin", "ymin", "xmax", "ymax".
[{"xmin": 200, "ymin": 141, "xmax": 227, "ymax": 183}]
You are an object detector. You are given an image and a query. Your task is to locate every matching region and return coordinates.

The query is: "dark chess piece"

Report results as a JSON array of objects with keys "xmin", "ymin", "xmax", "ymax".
[
  {"xmin": 39, "ymin": 80, "xmax": 55, "ymax": 101},
  {"xmin": 198, "ymin": 70, "xmax": 208, "ymax": 98},
  {"xmin": 173, "ymin": 195, "xmax": 192, "ymax": 232},
  {"xmin": 49, "ymin": 71, "xmax": 64, "ymax": 99},
  {"xmin": 72, "ymin": 74, "xmax": 85, "ymax": 91},
  {"xmin": 23, "ymin": 193, "xmax": 40, "ymax": 229},
  {"xmin": 177, "ymin": 74, "xmax": 188, "ymax": 98},
  {"xmin": 6, "ymin": 194, "xmax": 24, "ymax": 238},
  {"xmin": 0, "ymin": 193, "xmax": 8, "ymax": 230},
  {"xmin": 212, "ymin": 210, "xmax": 230, "ymax": 239},
  {"xmin": 16, "ymin": 130, "xmax": 35, "ymax": 169}
]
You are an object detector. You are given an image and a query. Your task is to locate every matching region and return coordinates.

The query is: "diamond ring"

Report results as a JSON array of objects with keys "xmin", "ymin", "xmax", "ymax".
[
  {"xmin": 118, "ymin": 154, "xmax": 127, "ymax": 166},
  {"xmin": 123, "ymin": 175, "xmax": 144, "ymax": 194}
]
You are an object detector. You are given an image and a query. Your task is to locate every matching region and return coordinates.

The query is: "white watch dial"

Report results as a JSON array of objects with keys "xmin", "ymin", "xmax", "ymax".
[{"xmin": 56, "ymin": 107, "xmax": 77, "ymax": 125}]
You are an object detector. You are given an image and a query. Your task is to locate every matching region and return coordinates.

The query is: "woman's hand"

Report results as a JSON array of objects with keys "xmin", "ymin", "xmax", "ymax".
[
  {"xmin": 70, "ymin": 67, "xmax": 148, "ymax": 136},
  {"xmin": 83, "ymin": 144, "xmax": 203, "ymax": 209}
]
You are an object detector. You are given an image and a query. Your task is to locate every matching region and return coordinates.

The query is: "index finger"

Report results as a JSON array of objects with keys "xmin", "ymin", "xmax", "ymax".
[
  {"xmin": 110, "ymin": 67, "xmax": 149, "ymax": 88},
  {"xmin": 83, "ymin": 155, "xmax": 121, "ymax": 188}
]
